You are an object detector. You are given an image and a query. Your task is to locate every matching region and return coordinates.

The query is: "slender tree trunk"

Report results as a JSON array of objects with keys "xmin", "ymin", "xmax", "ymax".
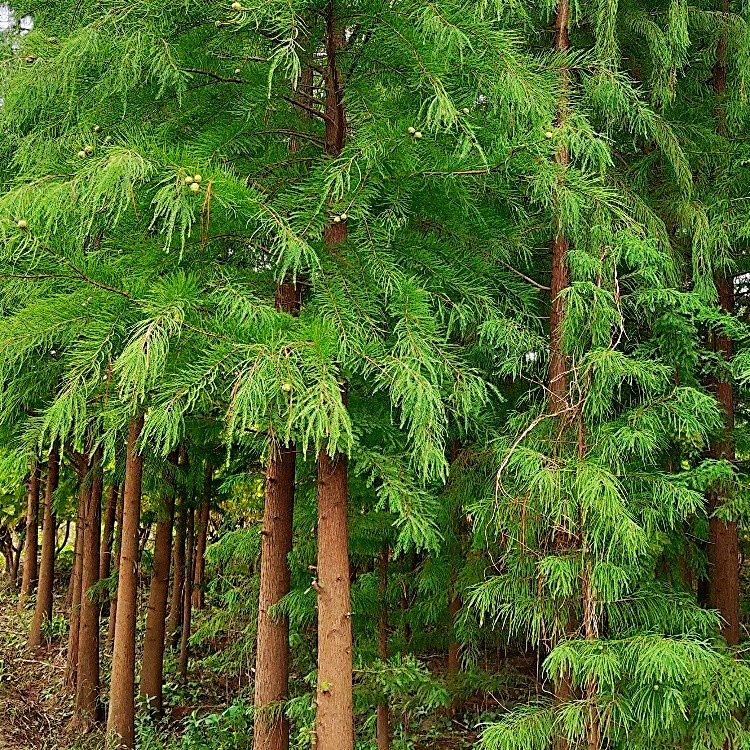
[
  {"xmin": 253, "ymin": 440, "xmax": 297, "ymax": 750},
  {"xmin": 140, "ymin": 455, "xmax": 177, "ymax": 714},
  {"xmin": 167, "ymin": 444, "xmax": 188, "ymax": 647},
  {"xmin": 314, "ymin": 8, "xmax": 353, "ymax": 748},
  {"xmin": 253, "ymin": 278, "xmax": 301, "ymax": 750},
  {"xmin": 66, "ymin": 458, "xmax": 89, "ymax": 690},
  {"xmin": 191, "ymin": 463, "xmax": 212, "ymax": 610},
  {"xmin": 376, "ymin": 546, "xmax": 390, "ymax": 750},
  {"xmin": 100, "ymin": 484, "xmax": 119, "ymax": 588},
  {"xmin": 20, "ymin": 461, "xmax": 41, "ymax": 600},
  {"xmin": 315, "ymin": 447, "xmax": 352, "ymax": 750},
  {"xmin": 108, "ymin": 485, "xmax": 125, "ymax": 644},
  {"xmin": 706, "ymin": 0, "xmax": 740, "ymax": 648},
  {"xmin": 28, "ymin": 444, "xmax": 60, "ymax": 649},
  {"xmin": 106, "ymin": 416, "xmax": 145, "ymax": 750},
  {"xmin": 178, "ymin": 503, "xmax": 195, "ymax": 680},
  {"xmin": 75, "ymin": 447, "xmax": 103, "ymax": 727}
]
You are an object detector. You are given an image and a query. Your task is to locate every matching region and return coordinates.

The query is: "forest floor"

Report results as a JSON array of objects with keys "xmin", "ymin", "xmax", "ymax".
[{"xmin": 0, "ymin": 580, "xmax": 488, "ymax": 750}]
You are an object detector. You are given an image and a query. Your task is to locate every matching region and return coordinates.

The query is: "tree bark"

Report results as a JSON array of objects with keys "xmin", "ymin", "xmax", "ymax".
[
  {"xmin": 28, "ymin": 444, "xmax": 60, "ymax": 649},
  {"xmin": 253, "ymin": 440, "xmax": 297, "ymax": 750},
  {"xmin": 178, "ymin": 503, "xmax": 195, "ymax": 680},
  {"xmin": 191, "ymin": 463, "xmax": 212, "ymax": 610},
  {"xmin": 100, "ymin": 484, "xmax": 119, "ymax": 588},
  {"xmin": 705, "ymin": 0, "xmax": 740, "ymax": 649},
  {"xmin": 107, "ymin": 484, "xmax": 125, "ymax": 644},
  {"xmin": 707, "ymin": 276, "xmax": 739, "ymax": 645},
  {"xmin": 314, "ymin": 7, "xmax": 353, "ymax": 748},
  {"xmin": 315, "ymin": 447, "xmax": 352, "ymax": 750},
  {"xmin": 447, "ymin": 593, "xmax": 463, "ymax": 716},
  {"xmin": 253, "ymin": 277, "xmax": 301, "ymax": 750},
  {"xmin": 106, "ymin": 416, "xmax": 145, "ymax": 750},
  {"xmin": 376, "ymin": 546, "xmax": 390, "ymax": 750},
  {"xmin": 75, "ymin": 447, "xmax": 103, "ymax": 727},
  {"xmin": 166, "ymin": 444, "xmax": 188, "ymax": 648},
  {"xmin": 66, "ymin": 457, "xmax": 89, "ymax": 690},
  {"xmin": 140, "ymin": 454, "xmax": 177, "ymax": 714},
  {"xmin": 20, "ymin": 461, "xmax": 41, "ymax": 600}
]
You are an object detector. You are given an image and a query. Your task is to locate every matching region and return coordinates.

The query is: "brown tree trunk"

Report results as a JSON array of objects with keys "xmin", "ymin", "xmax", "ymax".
[
  {"xmin": 140, "ymin": 455, "xmax": 177, "ymax": 714},
  {"xmin": 166, "ymin": 444, "xmax": 188, "ymax": 647},
  {"xmin": 106, "ymin": 416, "xmax": 145, "ymax": 750},
  {"xmin": 178, "ymin": 503, "xmax": 195, "ymax": 680},
  {"xmin": 100, "ymin": 484, "xmax": 119, "ymax": 584},
  {"xmin": 315, "ymin": 447, "xmax": 352, "ymax": 750},
  {"xmin": 707, "ymin": 276, "xmax": 739, "ymax": 645},
  {"xmin": 253, "ymin": 440, "xmax": 297, "ymax": 750},
  {"xmin": 75, "ymin": 448, "xmax": 103, "ymax": 727},
  {"xmin": 705, "ymin": 0, "xmax": 739, "ymax": 649},
  {"xmin": 20, "ymin": 461, "xmax": 41, "ymax": 600},
  {"xmin": 66, "ymin": 457, "xmax": 89, "ymax": 690},
  {"xmin": 28, "ymin": 444, "xmax": 60, "ymax": 649},
  {"xmin": 191, "ymin": 463, "xmax": 212, "ymax": 611},
  {"xmin": 253, "ymin": 278, "xmax": 301, "ymax": 750},
  {"xmin": 107, "ymin": 484, "xmax": 125, "ymax": 644},
  {"xmin": 314, "ymin": 7, "xmax": 353, "ymax": 748},
  {"xmin": 376, "ymin": 546, "xmax": 390, "ymax": 750}
]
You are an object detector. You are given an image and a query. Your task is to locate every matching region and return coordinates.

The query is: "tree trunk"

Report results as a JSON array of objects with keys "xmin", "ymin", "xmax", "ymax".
[
  {"xmin": 140, "ymin": 455, "xmax": 177, "ymax": 714},
  {"xmin": 253, "ymin": 277, "xmax": 301, "ymax": 750},
  {"xmin": 106, "ymin": 416, "xmax": 145, "ymax": 750},
  {"xmin": 178, "ymin": 503, "xmax": 195, "ymax": 680},
  {"xmin": 66, "ymin": 458, "xmax": 89, "ymax": 690},
  {"xmin": 253, "ymin": 440, "xmax": 296, "ymax": 750},
  {"xmin": 100, "ymin": 484, "xmax": 119, "ymax": 606},
  {"xmin": 705, "ymin": 0, "xmax": 739, "ymax": 649},
  {"xmin": 28, "ymin": 444, "xmax": 60, "ymax": 649},
  {"xmin": 191, "ymin": 463, "xmax": 212, "ymax": 611},
  {"xmin": 20, "ymin": 461, "xmax": 41, "ymax": 600},
  {"xmin": 707, "ymin": 276, "xmax": 739, "ymax": 645},
  {"xmin": 314, "ymin": 7, "xmax": 353, "ymax": 747},
  {"xmin": 376, "ymin": 546, "xmax": 390, "ymax": 750},
  {"xmin": 107, "ymin": 484, "xmax": 125, "ymax": 644},
  {"xmin": 75, "ymin": 447, "xmax": 103, "ymax": 727},
  {"xmin": 166, "ymin": 444, "xmax": 188, "ymax": 647},
  {"xmin": 315, "ymin": 447, "xmax": 352, "ymax": 750}
]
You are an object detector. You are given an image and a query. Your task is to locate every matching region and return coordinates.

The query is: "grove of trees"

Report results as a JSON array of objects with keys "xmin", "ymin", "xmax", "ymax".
[{"xmin": 0, "ymin": 0, "xmax": 749, "ymax": 748}]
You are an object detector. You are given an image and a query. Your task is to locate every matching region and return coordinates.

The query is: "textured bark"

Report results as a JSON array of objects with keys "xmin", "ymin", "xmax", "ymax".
[
  {"xmin": 315, "ymin": 447, "xmax": 352, "ymax": 750},
  {"xmin": 253, "ymin": 442, "xmax": 296, "ymax": 750},
  {"xmin": 191, "ymin": 463, "xmax": 212, "ymax": 611},
  {"xmin": 704, "ymin": 0, "xmax": 739, "ymax": 649},
  {"xmin": 66, "ymin": 459, "xmax": 89, "ymax": 690},
  {"xmin": 314, "ymin": 8, "xmax": 353, "ymax": 748},
  {"xmin": 376, "ymin": 547, "xmax": 390, "ymax": 750},
  {"xmin": 140, "ymin": 455, "xmax": 177, "ymax": 713},
  {"xmin": 100, "ymin": 485, "xmax": 119, "ymax": 584},
  {"xmin": 20, "ymin": 461, "xmax": 41, "ymax": 599},
  {"xmin": 75, "ymin": 448, "xmax": 103, "ymax": 727},
  {"xmin": 106, "ymin": 417, "xmax": 145, "ymax": 750},
  {"xmin": 167, "ymin": 444, "xmax": 188, "ymax": 647},
  {"xmin": 707, "ymin": 275, "xmax": 739, "ymax": 645},
  {"xmin": 28, "ymin": 444, "xmax": 60, "ymax": 649},
  {"xmin": 107, "ymin": 485, "xmax": 125, "ymax": 644},
  {"xmin": 178, "ymin": 503, "xmax": 195, "ymax": 680},
  {"xmin": 253, "ymin": 277, "xmax": 301, "ymax": 750}
]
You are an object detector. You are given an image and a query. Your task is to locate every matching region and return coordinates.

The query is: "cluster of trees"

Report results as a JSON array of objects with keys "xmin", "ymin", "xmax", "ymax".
[{"xmin": 0, "ymin": 0, "xmax": 749, "ymax": 749}]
